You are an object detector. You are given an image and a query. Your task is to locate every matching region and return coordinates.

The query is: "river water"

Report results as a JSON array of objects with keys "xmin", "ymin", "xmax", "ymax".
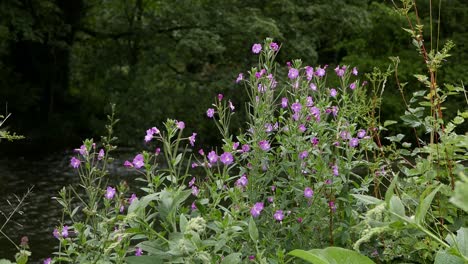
[{"xmin": 0, "ymin": 150, "xmax": 139, "ymax": 263}]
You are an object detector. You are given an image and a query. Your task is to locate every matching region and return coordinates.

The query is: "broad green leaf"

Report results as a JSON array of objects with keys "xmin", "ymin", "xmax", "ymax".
[
  {"xmin": 434, "ymin": 251, "xmax": 464, "ymax": 264},
  {"xmin": 351, "ymin": 194, "xmax": 383, "ymax": 205},
  {"xmin": 415, "ymin": 185, "xmax": 441, "ymax": 225},
  {"xmin": 450, "ymin": 174, "xmax": 468, "ymax": 212},
  {"xmin": 289, "ymin": 247, "xmax": 375, "ymax": 264},
  {"xmin": 383, "ymin": 120, "xmax": 398, "ymax": 127},
  {"xmin": 385, "ymin": 174, "xmax": 398, "ymax": 205},
  {"xmin": 126, "ymin": 256, "xmax": 165, "ymax": 264},
  {"xmin": 401, "ymin": 114, "xmax": 422, "ymax": 128},
  {"xmin": 249, "ymin": 216, "xmax": 259, "ymax": 243},
  {"xmin": 180, "ymin": 214, "xmax": 188, "ymax": 233},
  {"xmin": 288, "ymin": 249, "xmax": 328, "ymax": 264},
  {"xmin": 446, "ymin": 228, "xmax": 468, "ymax": 258},
  {"xmin": 221, "ymin": 253, "xmax": 242, "ymax": 264},
  {"xmin": 389, "ymin": 196, "xmax": 405, "ymax": 218}
]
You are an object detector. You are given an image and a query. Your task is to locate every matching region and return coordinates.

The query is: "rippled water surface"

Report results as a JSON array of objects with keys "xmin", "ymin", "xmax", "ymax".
[{"xmin": 0, "ymin": 151, "xmax": 137, "ymax": 263}]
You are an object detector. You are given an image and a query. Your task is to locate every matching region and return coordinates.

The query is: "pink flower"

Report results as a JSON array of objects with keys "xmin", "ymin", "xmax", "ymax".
[
  {"xmin": 189, "ymin": 133, "xmax": 197, "ymax": 146},
  {"xmin": 241, "ymin": 144, "xmax": 250, "ymax": 153},
  {"xmin": 299, "ymin": 151, "xmax": 308, "ymax": 159},
  {"xmin": 176, "ymin": 121, "xmax": 185, "ymax": 130},
  {"xmin": 291, "ymin": 102, "xmax": 302, "ymax": 113},
  {"xmin": 252, "ymin": 43, "xmax": 262, "ymax": 54},
  {"xmin": 357, "ymin": 129, "xmax": 366, "ymax": 138},
  {"xmin": 189, "ymin": 177, "xmax": 196, "ymax": 187},
  {"xmin": 61, "ymin": 225, "xmax": 69, "ymax": 238},
  {"xmin": 298, "ymin": 124, "xmax": 306, "ymax": 133},
  {"xmin": 124, "ymin": 160, "xmax": 133, "ymax": 168},
  {"xmin": 330, "ymin": 88, "xmax": 337, "ymax": 98},
  {"xmin": 218, "ymin": 93, "xmax": 224, "ymax": 101},
  {"xmin": 43, "ymin": 258, "xmax": 52, "ymax": 264},
  {"xmin": 311, "ymin": 137, "xmax": 319, "ymax": 146},
  {"xmin": 191, "ymin": 186, "xmax": 199, "ymax": 196},
  {"xmin": 352, "ymin": 67, "xmax": 358, "ymax": 76},
  {"xmin": 315, "ymin": 67, "xmax": 326, "ymax": 77},
  {"xmin": 236, "ymin": 174, "xmax": 248, "ymax": 187},
  {"xmin": 75, "ymin": 145, "xmax": 88, "ymax": 156},
  {"xmin": 349, "ymin": 82, "xmax": 356, "ymax": 90},
  {"xmin": 310, "ymin": 82, "xmax": 317, "ymax": 91},
  {"xmin": 334, "ymin": 65, "xmax": 345, "ymax": 77},
  {"xmin": 228, "ymin": 100, "xmax": 235, "ymax": 111},
  {"xmin": 349, "ymin": 137, "xmax": 359, "ymax": 147},
  {"xmin": 129, "ymin": 193, "xmax": 137, "ymax": 204},
  {"xmin": 191, "ymin": 202, "xmax": 197, "ymax": 210},
  {"xmin": 132, "ymin": 154, "xmax": 144, "ymax": 169},
  {"xmin": 270, "ymin": 42, "xmax": 279, "ymax": 51},
  {"xmin": 305, "ymin": 66, "xmax": 314, "ymax": 80},
  {"xmin": 332, "ymin": 164, "xmax": 339, "ymax": 176},
  {"xmin": 70, "ymin": 157, "xmax": 81, "ymax": 168}
]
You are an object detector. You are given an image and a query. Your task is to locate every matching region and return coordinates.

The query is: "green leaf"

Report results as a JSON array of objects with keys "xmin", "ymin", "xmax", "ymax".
[
  {"xmin": 249, "ymin": 216, "xmax": 259, "ymax": 243},
  {"xmin": 415, "ymin": 185, "xmax": 441, "ymax": 225},
  {"xmin": 383, "ymin": 120, "xmax": 398, "ymax": 127},
  {"xmin": 450, "ymin": 173, "xmax": 468, "ymax": 212},
  {"xmin": 0, "ymin": 260, "xmax": 13, "ymax": 264},
  {"xmin": 289, "ymin": 247, "xmax": 375, "ymax": 264},
  {"xmin": 434, "ymin": 251, "xmax": 464, "ymax": 264},
  {"xmin": 389, "ymin": 196, "xmax": 405, "ymax": 218},
  {"xmin": 351, "ymin": 194, "xmax": 383, "ymax": 205},
  {"xmin": 126, "ymin": 256, "xmax": 165, "ymax": 264},
  {"xmin": 401, "ymin": 114, "xmax": 422, "ymax": 128},
  {"xmin": 180, "ymin": 214, "xmax": 188, "ymax": 233},
  {"xmin": 446, "ymin": 228, "xmax": 468, "ymax": 258},
  {"xmin": 288, "ymin": 249, "xmax": 328, "ymax": 264},
  {"xmin": 221, "ymin": 253, "xmax": 242, "ymax": 264},
  {"xmin": 385, "ymin": 174, "xmax": 398, "ymax": 205}
]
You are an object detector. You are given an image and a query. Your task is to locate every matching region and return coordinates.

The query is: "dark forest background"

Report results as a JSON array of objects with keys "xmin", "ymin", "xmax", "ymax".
[{"xmin": 1, "ymin": 0, "xmax": 466, "ymax": 154}]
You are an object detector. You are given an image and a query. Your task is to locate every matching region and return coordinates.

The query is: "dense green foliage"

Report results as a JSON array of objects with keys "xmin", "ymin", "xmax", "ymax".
[{"xmin": 1, "ymin": 0, "xmax": 466, "ymax": 149}]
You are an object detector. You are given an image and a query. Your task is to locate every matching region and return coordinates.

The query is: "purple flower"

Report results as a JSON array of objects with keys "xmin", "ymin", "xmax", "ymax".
[
  {"xmin": 305, "ymin": 66, "xmax": 314, "ymax": 80},
  {"xmin": 191, "ymin": 202, "xmax": 197, "ymax": 210},
  {"xmin": 304, "ymin": 187, "xmax": 314, "ymax": 198},
  {"xmin": 249, "ymin": 255, "xmax": 255, "ymax": 261},
  {"xmin": 330, "ymin": 88, "xmax": 337, "ymax": 98},
  {"xmin": 270, "ymin": 42, "xmax": 279, "ymax": 51},
  {"xmin": 340, "ymin": 131, "xmax": 350, "ymax": 140},
  {"xmin": 218, "ymin": 93, "xmax": 223, "ymax": 101},
  {"xmin": 129, "ymin": 193, "xmax": 137, "ymax": 204},
  {"xmin": 189, "ymin": 133, "xmax": 197, "ymax": 146},
  {"xmin": 132, "ymin": 154, "xmax": 145, "ymax": 169},
  {"xmin": 271, "ymin": 185, "xmax": 276, "ymax": 191},
  {"xmin": 236, "ymin": 174, "xmax": 248, "ymax": 187},
  {"xmin": 98, "ymin": 149, "xmax": 105, "ymax": 160},
  {"xmin": 325, "ymin": 179, "xmax": 332, "ymax": 185},
  {"xmin": 135, "ymin": 247, "xmax": 143, "ymax": 256},
  {"xmin": 124, "ymin": 160, "xmax": 133, "ymax": 168},
  {"xmin": 228, "ymin": 100, "xmax": 235, "ymax": 111},
  {"xmin": 334, "ymin": 65, "xmax": 345, "ymax": 77},
  {"xmin": 206, "ymin": 108, "xmax": 215, "ymax": 118},
  {"xmin": 232, "ymin": 142, "xmax": 240, "ymax": 150},
  {"xmin": 155, "ymin": 148, "xmax": 161, "ymax": 155},
  {"xmin": 220, "ymin": 152, "xmax": 234, "ymax": 165},
  {"xmin": 310, "ymin": 107, "xmax": 321, "ymax": 122},
  {"xmin": 274, "ymin": 210, "xmax": 284, "ymax": 221},
  {"xmin": 192, "ymin": 185, "xmax": 199, "ymax": 196},
  {"xmin": 297, "ymin": 217, "xmax": 303, "ymax": 223},
  {"xmin": 349, "ymin": 137, "xmax": 359, "ymax": 147},
  {"xmin": 306, "ymin": 96, "xmax": 314, "ymax": 107},
  {"xmin": 207, "ymin": 150, "xmax": 218, "ymax": 164},
  {"xmin": 299, "ymin": 151, "xmax": 308, "ymax": 160},
  {"xmin": 258, "ymin": 140, "xmax": 270, "ymax": 151},
  {"xmin": 252, "ymin": 43, "xmax": 262, "ymax": 54},
  {"xmin": 265, "ymin": 123, "xmax": 273, "ymax": 133},
  {"xmin": 188, "ymin": 177, "xmax": 196, "ymax": 187},
  {"xmin": 176, "ymin": 121, "xmax": 185, "ymax": 130},
  {"xmin": 198, "ymin": 149, "xmax": 205, "ymax": 156},
  {"xmin": 267, "ymin": 196, "xmax": 274, "ymax": 203},
  {"xmin": 315, "ymin": 67, "xmax": 326, "ymax": 77},
  {"xmin": 250, "ymin": 202, "xmax": 264, "ymax": 218},
  {"xmin": 61, "ymin": 225, "xmax": 69, "ymax": 238},
  {"xmin": 70, "ymin": 157, "xmax": 81, "ymax": 169},
  {"xmin": 331, "ymin": 106, "xmax": 339, "ymax": 117},
  {"xmin": 349, "ymin": 82, "xmax": 356, "ymax": 90},
  {"xmin": 53, "ymin": 228, "xmax": 60, "ymax": 239},
  {"xmin": 291, "ymin": 102, "xmax": 302, "ymax": 113},
  {"xmin": 191, "ymin": 162, "xmax": 198, "ymax": 168},
  {"xmin": 329, "ymin": 201, "xmax": 336, "ymax": 212},
  {"xmin": 311, "ymin": 137, "xmax": 319, "ymax": 146},
  {"xmin": 332, "ymin": 164, "xmax": 339, "ymax": 176},
  {"xmin": 258, "ymin": 84, "xmax": 266, "ymax": 93},
  {"xmin": 236, "ymin": 73, "xmax": 243, "ymax": 83},
  {"xmin": 309, "ymin": 83, "xmax": 317, "ymax": 91},
  {"xmin": 357, "ymin": 129, "xmax": 366, "ymax": 138},
  {"xmin": 281, "ymin": 97, "xmax": 288, "ymax": 108},
  {"xmin": 75, "ymin": 145, "xmax": 88, "ymax": 156},
  {"xmin": 288, "ymin": 68, "xmax": 299, "ymax": 79},
  {"xmin": 44, "ymin": 258, "xmax": 52, "ymax": 264},
  {"xmin": 298, "ymin": 124, "xmax": 306, "ymax": 133},
  {"xmin": 352, "ymin": 67, "xmax": 358, "ymax": 76},
  {"xmin": 105, "ymin": 186, "xmax": 116, "ymax": 200},
  {"xmin": 241, "ymin": 144, "xmax": 250, "ymax": 153}
]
